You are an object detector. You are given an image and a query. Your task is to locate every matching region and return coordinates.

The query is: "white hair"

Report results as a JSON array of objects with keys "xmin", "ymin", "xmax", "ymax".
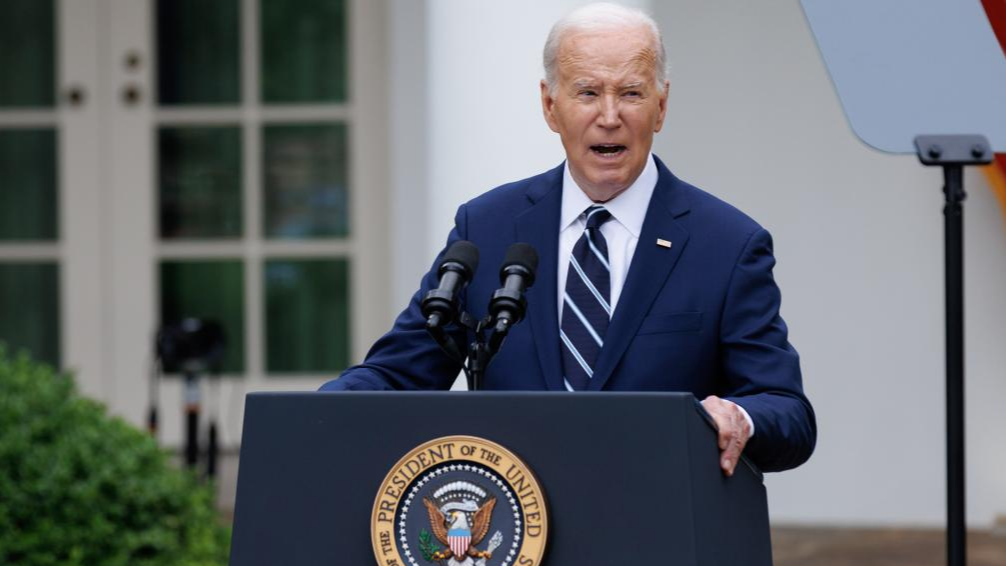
[{"xmin": 543, "ymin": 3, "xmax": 668, "ymax": 95}]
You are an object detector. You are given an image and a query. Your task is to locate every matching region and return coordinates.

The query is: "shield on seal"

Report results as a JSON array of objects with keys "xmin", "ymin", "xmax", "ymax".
[{"xmin": 447, "ymin": 526, "xmax": 471, "ymax": 557}]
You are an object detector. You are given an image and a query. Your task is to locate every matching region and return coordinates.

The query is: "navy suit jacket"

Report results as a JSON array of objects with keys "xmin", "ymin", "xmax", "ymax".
[{"xmin": 320, "ymin": 157, "xmax": 816, "ymax": 472}]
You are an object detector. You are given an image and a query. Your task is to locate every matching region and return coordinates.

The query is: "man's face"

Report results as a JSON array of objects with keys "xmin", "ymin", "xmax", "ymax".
[{"xmin": 541, "ymin": 26, "xmax": 669, "ymax": 202}]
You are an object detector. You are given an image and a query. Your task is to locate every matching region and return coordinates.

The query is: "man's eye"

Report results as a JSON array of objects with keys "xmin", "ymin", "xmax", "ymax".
[
  {"xmin": 624, "ymin": 91, "xmax": 642, "ymax": 98},
  {"xmin": 578, "ymin": 90, "xmax": 597, "ymax": 97}
]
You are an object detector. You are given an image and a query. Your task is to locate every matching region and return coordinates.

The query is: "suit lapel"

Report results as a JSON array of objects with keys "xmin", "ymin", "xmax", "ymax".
[
  {"xmin": 515, "ymin": 164, "xmax": 565, "ymax": 391},
  {"xmin": 588, "ymin": 160, "xmax": 691, "ymax": 391}
]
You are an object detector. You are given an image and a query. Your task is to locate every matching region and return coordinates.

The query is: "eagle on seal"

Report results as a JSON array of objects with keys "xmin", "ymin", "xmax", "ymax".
[{"xmin": 423, "ymin": 496, "xmax": 497, "ymax": 561}]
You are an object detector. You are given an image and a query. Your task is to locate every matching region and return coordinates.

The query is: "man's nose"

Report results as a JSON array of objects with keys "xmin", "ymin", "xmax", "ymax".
[{"xmin": 596, "ymin": 95, "xmax": 621, "ymax": 128}]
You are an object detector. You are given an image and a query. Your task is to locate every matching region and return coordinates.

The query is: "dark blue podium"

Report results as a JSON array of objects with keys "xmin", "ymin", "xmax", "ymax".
[{"xmin": 229, "ymin": 392, "xmax": 771, "ymax": 565}]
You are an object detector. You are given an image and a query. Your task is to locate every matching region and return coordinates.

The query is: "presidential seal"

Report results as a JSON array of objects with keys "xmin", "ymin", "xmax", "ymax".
[{"xmin": 371, "ymin": 436, "xmax": 548, "ymax": 566}]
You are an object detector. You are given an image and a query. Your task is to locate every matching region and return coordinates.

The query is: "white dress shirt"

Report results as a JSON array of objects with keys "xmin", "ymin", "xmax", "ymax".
[
  {"xmin": 558, "ymin": 154, "xmax": 657, "ymax": 318},
  {"xmin": 556, "ymin": 154, "xmax": 755, "ymax": 437}
]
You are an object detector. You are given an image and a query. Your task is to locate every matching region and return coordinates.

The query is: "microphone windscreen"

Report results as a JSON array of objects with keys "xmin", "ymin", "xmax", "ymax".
[
  {"xmin": 504, "ymin": 242, "xmax": 538, "ymax": 274},
  {"xmin": 443, "ymin": 240, "xmax": 480, "ymax": 275}
]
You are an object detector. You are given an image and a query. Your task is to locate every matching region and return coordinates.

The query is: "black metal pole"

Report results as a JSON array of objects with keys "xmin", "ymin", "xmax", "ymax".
[
  {"xmin": 913, "ymin": 135, "xmax": 990, "ymax": 566},
  {"xmin": 942, "ymin": 164, "xmax": 966, "ymax": 566},
  {"xmin": 468, "ymin": 342, "xmax": 487, "ymax": 391},
  {"xmin": 184, "ymin": 372, "xmax": 200, "ymax": 470},
  {"xmin": 206, "ymin": 420, "xmax": 218, "ymax": 479}
]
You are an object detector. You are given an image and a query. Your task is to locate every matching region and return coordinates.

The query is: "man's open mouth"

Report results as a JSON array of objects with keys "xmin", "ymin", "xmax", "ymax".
[{"xmin": 591, "ymin": 144, "xmax": 627, "ymax": 156}]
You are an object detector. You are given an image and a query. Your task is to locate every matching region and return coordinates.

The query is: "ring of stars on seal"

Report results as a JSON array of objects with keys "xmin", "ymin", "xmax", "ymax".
[{"xmin": 398, "ymin": 464, "xmax": 522, "ymax": 566}]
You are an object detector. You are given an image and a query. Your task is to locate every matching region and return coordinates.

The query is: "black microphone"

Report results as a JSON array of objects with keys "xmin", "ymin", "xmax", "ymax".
[
  {"xmin": 488, "ymin": 243, "xmax": 538, "ymax": 335},
  {"xmin": 422, "ymin": 240, "xmax": 479, "ymax": 329}
]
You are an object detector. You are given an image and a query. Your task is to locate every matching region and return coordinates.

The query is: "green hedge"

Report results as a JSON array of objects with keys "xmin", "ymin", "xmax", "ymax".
[{"xmin": 0, "ymin": 345, "xmax": 230, "ymax": 566}]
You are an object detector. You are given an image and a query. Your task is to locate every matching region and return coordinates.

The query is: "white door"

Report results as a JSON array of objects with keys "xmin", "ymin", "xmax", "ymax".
[{"xmin": 0, "ymin": 0, "xmax": 390, "ymax": 447}]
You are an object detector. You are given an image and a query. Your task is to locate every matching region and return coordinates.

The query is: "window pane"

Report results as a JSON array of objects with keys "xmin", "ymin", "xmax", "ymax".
[
  {"xmin": 0, "ymin": 129, "xmax": 57, "ymax": 241},
  {"xmin": 157, "ymin": 0, "xmax": 240, "ymax": 105},
  {"xmin": 260, "ymin": 0, "xmax": 347, "ymax": 103},
  {"xmin": 265, "ymin": 259, "xmax": 349, "ymax": 373},
  {"xmin": 0, "ymin": 262, "xmax": 59, "ymax": 367},
  {"xmin": 160, "ymin": 260, "xmax": 244, "ymax": 373},
  {"xmin": 159, "ymin": 126, "xmax": 242, "ymax": 239},
  {"xmin": 0, "ymin": 0, "xmax": 55, "ymax": 107},
  {"xmin": 263, "ymin": 124, "xmax": 348, "ymax": 239}
]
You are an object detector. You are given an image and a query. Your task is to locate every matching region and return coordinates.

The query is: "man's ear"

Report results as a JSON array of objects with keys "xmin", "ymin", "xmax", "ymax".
[
  {"xmin": 654, "ymin": 79, "xmax": 670, "ymax": 133},
  {"xmin": 541, "ymin": 80, "xmax": 560, "ymax": 133}
]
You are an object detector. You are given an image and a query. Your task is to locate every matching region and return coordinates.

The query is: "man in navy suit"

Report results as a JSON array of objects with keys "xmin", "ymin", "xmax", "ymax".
[{"xmin": 320, "ymin": 4, "xmax": 815, "ymax": 474}]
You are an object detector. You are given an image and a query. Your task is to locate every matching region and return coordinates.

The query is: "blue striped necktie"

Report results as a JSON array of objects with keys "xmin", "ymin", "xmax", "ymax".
[{"xmin": 561, "ymin": 205, "xmax": 613, "ymax": 391}]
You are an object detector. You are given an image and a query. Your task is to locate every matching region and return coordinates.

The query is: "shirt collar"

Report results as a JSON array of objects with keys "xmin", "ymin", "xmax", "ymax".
[{"xmin": 559, "ymin": 154, "xmax": 658, "ymax": 238}]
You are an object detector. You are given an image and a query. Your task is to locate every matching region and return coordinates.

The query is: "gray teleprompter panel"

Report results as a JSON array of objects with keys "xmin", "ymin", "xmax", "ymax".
[{"xmin": 801, "ymin": 0, "xmax": 1005, "ymax": 153}]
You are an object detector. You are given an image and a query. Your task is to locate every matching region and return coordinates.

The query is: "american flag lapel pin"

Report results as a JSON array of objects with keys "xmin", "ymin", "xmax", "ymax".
[{"xmin": 656, "ymin": 238, "xmax": 672, "ymax": 248}]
